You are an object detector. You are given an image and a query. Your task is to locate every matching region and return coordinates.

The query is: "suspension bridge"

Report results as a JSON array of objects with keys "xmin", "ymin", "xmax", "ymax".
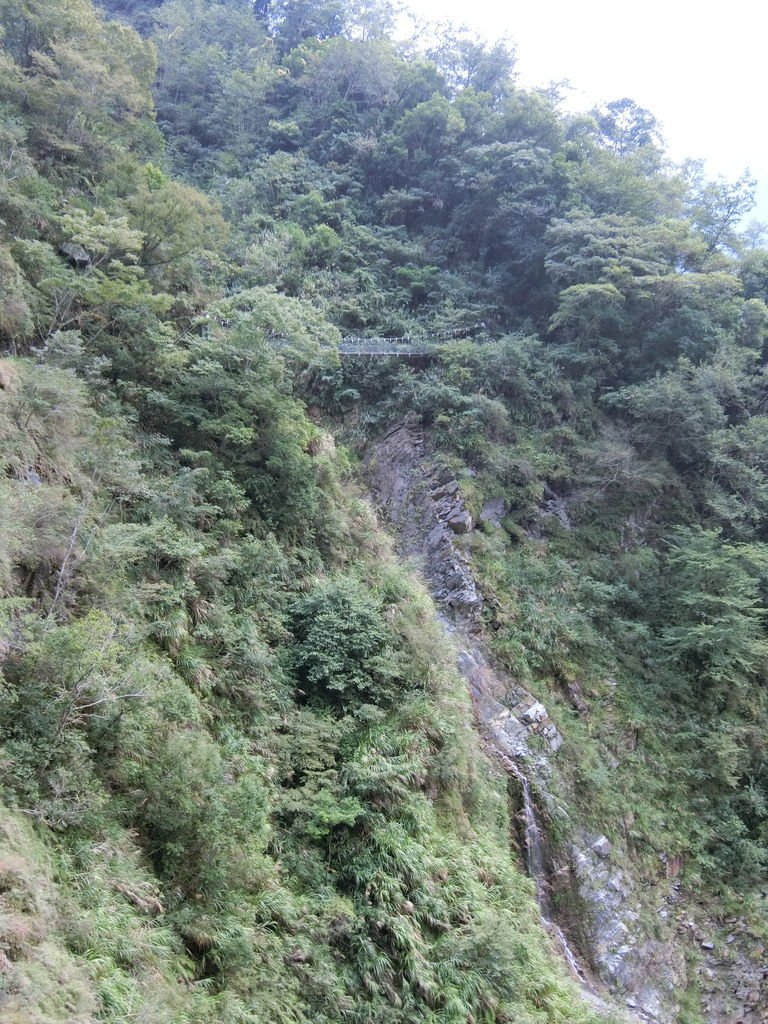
[
  {"xmin": 267, "ymin": 325, "xmax": 484, "ymax": 358},
  {"xmin": 337, "ymin": 325, "xmax": 480, "ymax": 357}
]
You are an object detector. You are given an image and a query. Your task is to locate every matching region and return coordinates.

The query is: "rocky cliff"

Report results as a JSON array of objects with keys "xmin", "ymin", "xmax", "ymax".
[{"xmin": 364, "ymin": 422, "xmax": 767, "ymax": 1024}]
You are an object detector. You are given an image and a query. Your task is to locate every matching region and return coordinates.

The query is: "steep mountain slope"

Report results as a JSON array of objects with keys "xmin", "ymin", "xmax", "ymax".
[
  {"xmin": 1, "ymin": 1, "xmax": 767, "ymax": 1021},
  {"xmin": 361, "ymin": 420, "xmax": 767, "ymax": 1023}
]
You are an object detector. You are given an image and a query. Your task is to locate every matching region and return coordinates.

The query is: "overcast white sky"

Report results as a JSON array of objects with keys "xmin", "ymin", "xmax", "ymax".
[{"xmin": 400, "ymin": 0, "xmax": 768, "ymax": 222}]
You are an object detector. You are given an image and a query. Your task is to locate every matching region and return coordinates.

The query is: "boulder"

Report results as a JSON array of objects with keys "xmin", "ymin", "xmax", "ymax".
[
  {"xmin": 480, "ymin": 496, "xmax": 506, "ymax": 527},
  {"xmin": 431, "ymin": 479, "xmax": 459, "ymax": 500},
  {"xmin": 541, "ymin": 723, "xmax": 563, "ymax": 752},
  {"xmin": 521, "ymin": 701, "xmax": 547, "ymax": 725},
  {"xmin": 592, "ymin": 835, "xmax": 612, "ymax": 859},
  {"xmin": 59, "ymin": 242, "xmax": 91, "ymax": 267},
  {"xmin": 447, "ymin": 509, "xmax": 472, "ymax": 534}
]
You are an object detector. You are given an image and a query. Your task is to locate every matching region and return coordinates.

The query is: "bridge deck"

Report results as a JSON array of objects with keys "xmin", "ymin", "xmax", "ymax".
[
  {"xmin": 338, "ymin": 346, "xmax": 434, "ymax": 357},
  {"xmin": 266, "ymin": 327, "xmax": 482, "ymax": 357}
]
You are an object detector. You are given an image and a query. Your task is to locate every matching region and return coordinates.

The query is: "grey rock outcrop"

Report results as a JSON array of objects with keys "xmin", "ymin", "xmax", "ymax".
[
  {"xmin": 364, "ymin": 422, "xmax": 765, "ymax": 1024},
  {"xmin": 569, "ymin": 837, "xmax": 686, "ymax": 1022},
  {"xmin": 365, "ymin": 424, "xmax": 562, "ymax": 755},
  {"xmin": 480, "ymin": 496, "xmax": 506, "ymax": 527},
  {"xmin": 592, "ymin": 836, "xmax": 612, "ymax": 859},
  {"xmin": 59, "ymin": 242, "xmax": 91, "ymax": 267},
  {"xmin": 458, "ymin": 647, "xmax": 530, "ymax": 759},
  {"xmin": 365, "ymin": 423, "xmax": 482, "ymax": 618}
]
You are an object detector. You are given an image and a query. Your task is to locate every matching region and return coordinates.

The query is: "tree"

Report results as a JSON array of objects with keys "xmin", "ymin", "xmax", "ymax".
[
  {"xmin": 0, "ymin": 247, "xmax": 34, "ymax": 349},
  {"xmin": 684, "ymin": 164, "xmax": 756, "ymax": 253},
  {"xmin": 545, "ymin": 212, "xmax": 746, "ymax": 377},
  {"xmin": 0, "ymin": 0, "xmax": 158, "ymax": 175},
  {"xmin": 96, "ymin": 0, "xmax": 165, "ymax": 31},
  {"xmin": 591, "ymin": 97, "xmax": 663, "ymax": 156},
  {"xmin": 659, "ymin": 527, "xmax": 768, "ymax": 699},
  {"xmin": 122, "ymin": 166, "xmax": 228, "ymax": 288},
  {"xmin": 151, "ymin": 0, "xmax": 275, "ymax": 177},
  {"xmin": 289, "ymin": 580, "xmax": 398, "ymax": 707},
  {"xmin": 427, "ymin": 29, "xmax": 516, "ymax": 103}
]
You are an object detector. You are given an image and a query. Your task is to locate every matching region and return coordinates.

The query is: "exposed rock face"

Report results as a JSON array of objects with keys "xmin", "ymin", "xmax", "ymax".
[
  {"xmin": 366, "ymin": 423, "xmax": 562, "ymax": 752},
  {"xmin": 540, "ymin": 491, "xmax": 572, "ymax": 530},
  {"xmin": 480, "ymin": 496, "xmax": 506, "ymax": 527},
  {"xmin": 457, "ymin": 646, "xmax": 531, "ymax": 758},
  {"xmin": 526, "ymin": 484, "xmax": 573, "ymax": 538},
  {"xmin": 364, "ymin": 422, "xmax": 765, "ymax": 1024},
  {"xmin": 59, "ymin": 242, "xmax": 91, "ymax": 267},
  {"xmin": 572, "ymin": 837, "xmax": 768, "ymax": 1023},
  {"xmin": 683, "ymin": 916, "xmax": 767, "ymax": 1024},
  {"xmin": 706, "ymin": 955, "xmax": 768, "ymax": 1024},
  {"xmin": 457, "ymin": 647, "xmax": 563, "ymax": 755},
  {"xmin": 568, "ymin": 835, "xmax": 686, "ymax": 1022},
  {"xmin": 365, "ymin": 423, "xmax": 482, "ymax": 618}
]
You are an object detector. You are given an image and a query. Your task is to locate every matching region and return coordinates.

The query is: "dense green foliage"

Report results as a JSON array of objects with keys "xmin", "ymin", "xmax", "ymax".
[{"xmin": 1, "ymin": 0, "xmax": 767, "ymax": 1020}]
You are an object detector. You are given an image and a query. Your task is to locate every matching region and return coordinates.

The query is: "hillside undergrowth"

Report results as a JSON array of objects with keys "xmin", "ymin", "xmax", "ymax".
[{"xmin": 1, "ymin": 0, "xmax": 767, "ymax": 1020}]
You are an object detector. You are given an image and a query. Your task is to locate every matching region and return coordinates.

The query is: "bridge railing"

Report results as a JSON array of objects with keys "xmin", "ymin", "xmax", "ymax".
[
  {"xmin": 267, "ymin": 325, "xmax": 482, "ymax": 357},
  {"xmin": 337, "ymin": 337, "xmax": 434, "ymax": 356}
]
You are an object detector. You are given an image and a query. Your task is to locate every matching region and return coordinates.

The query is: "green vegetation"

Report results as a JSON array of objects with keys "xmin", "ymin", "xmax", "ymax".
[{"xmin": 1, "ymin": 0, "xmax": 766, "ymax": 1020}]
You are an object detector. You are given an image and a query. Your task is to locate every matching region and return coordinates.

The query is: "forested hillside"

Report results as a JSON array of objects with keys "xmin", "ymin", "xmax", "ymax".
[{"xmin": 0, "ymin": 1, "xmax": 766, "ymax": 1022}]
